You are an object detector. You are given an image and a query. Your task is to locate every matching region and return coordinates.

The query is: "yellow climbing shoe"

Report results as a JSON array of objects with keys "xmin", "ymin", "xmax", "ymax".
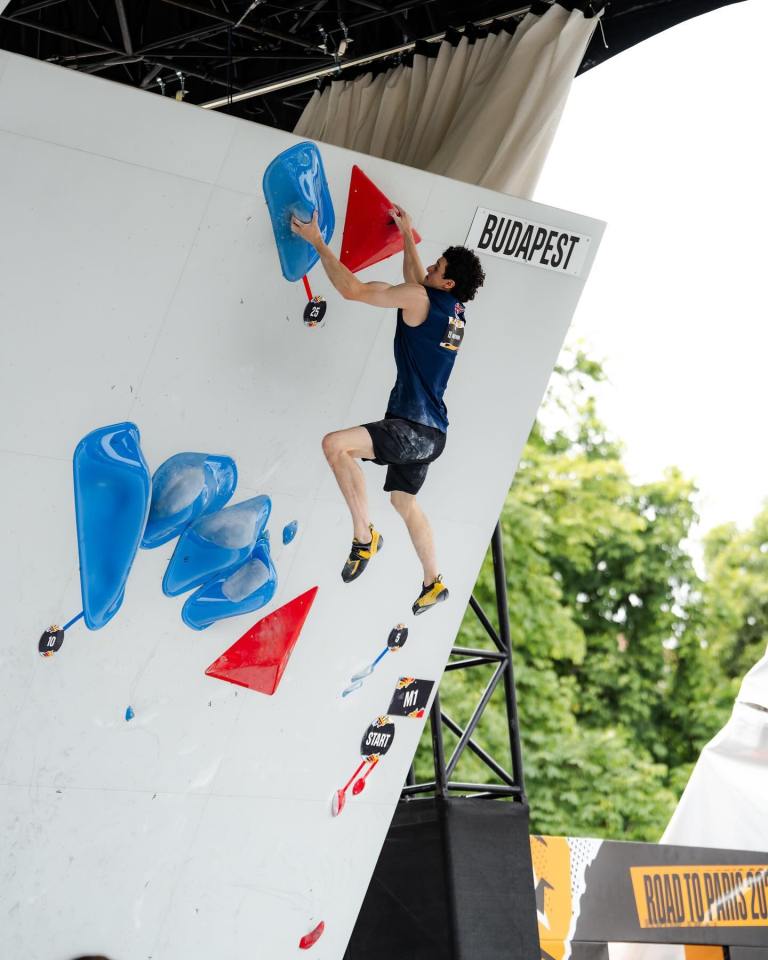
[
  {"xmin": 341, "ymin": 525, "xmax": 384, "ymax": 583},
  {"xmin": 412, "ymin": 575, "xmax": 449, "ymax": 615}
]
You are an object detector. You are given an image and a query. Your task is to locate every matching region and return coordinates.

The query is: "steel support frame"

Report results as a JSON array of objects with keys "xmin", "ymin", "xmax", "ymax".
[
  {"xmin": 1, "ymin": 0, "xmax": 528, "ymax": 122},
  {"xmin": 402, "ymin": 521, "xmax": 526, "ymax": 804},
  {"xmin": 199, "ymin": 4, "xmax": 527, "ymax": 109}
]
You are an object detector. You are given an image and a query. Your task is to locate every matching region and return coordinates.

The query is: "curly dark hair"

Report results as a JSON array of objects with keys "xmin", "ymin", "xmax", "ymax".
[{"xmin": 442, "ymin": 246, "xmax": 485, "ymax": 303}]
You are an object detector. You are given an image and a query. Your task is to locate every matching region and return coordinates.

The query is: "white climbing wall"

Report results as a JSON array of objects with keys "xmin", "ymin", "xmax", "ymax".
[{"xmin": 0, "ymin": 50, "xmax": 604, "ymax": 960}]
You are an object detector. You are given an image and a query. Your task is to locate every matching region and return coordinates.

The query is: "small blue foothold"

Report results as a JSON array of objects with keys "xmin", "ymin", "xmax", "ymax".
[
  {"xmin": 283, "ymin": 520, "xmax": 298, "ymax": 545},
  {"xmin": 125, "ymin": 705, "xmax": 135, "ymax": 721}
]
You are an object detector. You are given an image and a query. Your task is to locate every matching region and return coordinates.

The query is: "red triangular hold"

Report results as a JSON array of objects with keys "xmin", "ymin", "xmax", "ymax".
[
  {"xmin": 339, "ymin": 165, "xmax": 422, "ymax": 273},
  {"xmin": 205, "ymin": 586, "xmax": 318, "ymax": 696}
]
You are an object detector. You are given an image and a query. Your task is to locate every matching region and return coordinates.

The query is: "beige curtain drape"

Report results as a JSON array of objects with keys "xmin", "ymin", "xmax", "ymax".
[{"xmin": 293, "ymin": 2, "xmax": 601, "ymax": 198}]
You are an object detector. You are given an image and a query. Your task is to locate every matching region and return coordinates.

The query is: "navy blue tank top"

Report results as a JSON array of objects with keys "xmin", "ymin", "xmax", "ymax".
[{"xmin": 386, "ymin": 287, "xmax": 467, "ymax": 433}]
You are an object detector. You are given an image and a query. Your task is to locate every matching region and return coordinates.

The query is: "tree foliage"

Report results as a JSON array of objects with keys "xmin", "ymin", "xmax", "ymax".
[
  {"xmin": 701, "ymin": 508, "xmax": 768, "ymax": 694},
  {"xmin": 414, "ymin": 347, "xmax": 765, "ymax": 841}
]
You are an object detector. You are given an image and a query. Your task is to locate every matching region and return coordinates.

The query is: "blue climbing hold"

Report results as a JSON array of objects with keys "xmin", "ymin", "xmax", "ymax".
[
  {"xmin": 73, "ymin": 422, "xmax": 151, "ymax": 631},
  {"xmin": 282, "ymin": 520, "xmax": 298, "ymax": 545},
  {"xmin": 141, "ymin": 452, "xmax": 237, "ymax": 549},
  {"xmin": 162, "ymin": 495, "xmax": 271, "ymax": 597},
  {"xmin": 262, "ymin": 141, "xmax": 335, "ymax": 282},
  {"xmin": 181, "ymin": 537, "xmax": 277, "ymax": 631},
  {"xmin": 125, "ymin": 705, "xmax": 135, "ymax": 721}
]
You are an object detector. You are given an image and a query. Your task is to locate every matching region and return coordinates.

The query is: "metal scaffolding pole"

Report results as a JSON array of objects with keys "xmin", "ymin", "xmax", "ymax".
[{"xmin": 402, "ymin": 520, "xmax": 526, "ymax": 804}]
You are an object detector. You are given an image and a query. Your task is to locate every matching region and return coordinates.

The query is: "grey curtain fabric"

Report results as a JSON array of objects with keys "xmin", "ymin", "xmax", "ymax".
[{"xmin": 294, "ymin": 3, "xmax": 601, "ymax": 198}]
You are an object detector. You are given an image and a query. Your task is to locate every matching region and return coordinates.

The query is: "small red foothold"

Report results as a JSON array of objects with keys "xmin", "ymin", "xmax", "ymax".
[
  {"xmin": 332, "ymin": 789, "xmax": 345, "ymax": 817},
  {"xmin": 299, "ymin": 920, "xmax": 325, "ymax": 950},
  {"xmin": 352, "ymin": 778, "xmax": 366, "ymax": 796}
]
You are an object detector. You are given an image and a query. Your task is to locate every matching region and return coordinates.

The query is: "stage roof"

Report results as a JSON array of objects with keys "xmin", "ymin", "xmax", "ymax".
[{"xmin": 0, "ymin": 0, "xmax": 747, "ymax": 130}]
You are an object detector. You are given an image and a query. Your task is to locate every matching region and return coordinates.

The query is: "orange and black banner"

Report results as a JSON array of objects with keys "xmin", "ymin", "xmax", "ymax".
[{"xmin": 531, "ymin": 836, "xmax": 768, "ymax": 953}]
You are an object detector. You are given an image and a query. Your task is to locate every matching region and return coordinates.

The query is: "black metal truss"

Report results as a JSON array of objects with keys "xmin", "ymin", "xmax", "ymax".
[
  {"xmin": 403, "ymin": 522, "xmax": 527, "ymax": 803},
  {"xmin": 0, "ymin": 0, "xmax": 748, "ymax": 130},
  {"xmin": 0, "ymin": 0, "xmax": 523, "ymax": 129}
]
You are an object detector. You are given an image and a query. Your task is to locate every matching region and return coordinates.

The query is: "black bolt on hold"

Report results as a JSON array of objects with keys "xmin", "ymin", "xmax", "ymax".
[
  {"xmin": 303, "ymin": 296, "xmax": 327, "ymax": 328},
  {"xmin": 39, "ymin": 626, "xmax": 64, "ymax": 657}
]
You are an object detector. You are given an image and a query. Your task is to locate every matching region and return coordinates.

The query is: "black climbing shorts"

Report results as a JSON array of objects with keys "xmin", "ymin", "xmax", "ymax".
[{"xmin": 362, "ymin": 414, "xmax": 447, "ymax": 496}]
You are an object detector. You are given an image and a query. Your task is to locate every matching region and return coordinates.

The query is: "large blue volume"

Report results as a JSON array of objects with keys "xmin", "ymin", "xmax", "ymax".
[
  {"xmin": 162, "ymin": 495, "xmax": 272, "ymax": 597},
  {"xmin": 181, "ymin": 538, "xmax": 277, "ymax": 631},
  {"xmin": 73, "ymin": 422, "xmax": 151, "ymax": 630},
  {"xmin": 262, "ymin": 141, "xmax": 335, "ymax": 282},
  {"xmin": 141, "ymin": 452, "xmax": 237, "ymax": 549}
]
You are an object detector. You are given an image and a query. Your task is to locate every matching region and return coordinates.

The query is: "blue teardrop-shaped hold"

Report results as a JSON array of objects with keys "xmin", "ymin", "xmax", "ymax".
[
  {"xmin": 262, "ymin": 142, "xmax": 335, "ymax": 282},
  {"xmin": 162, "ymin": 495, "xmax": 271, "ymax": 597},
  {"xmin": 73, "ymin": 422, "xmax": 151, "ymax": 631},
  {"xmin": 125, "ymin": 705, "xmax": 135, "ymax": 721},
  {"xmin": 282, "ymin": 520, "xmax": 298, "ymax": 545},
  {"xmin": 142, "ymin": 453, "xmax": 237, "ymax": 549}
]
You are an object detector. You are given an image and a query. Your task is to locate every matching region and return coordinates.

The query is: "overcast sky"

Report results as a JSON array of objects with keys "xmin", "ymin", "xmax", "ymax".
[{"xmin": 536, "ymin": 0, "xmax": 767, "ymax": 547}]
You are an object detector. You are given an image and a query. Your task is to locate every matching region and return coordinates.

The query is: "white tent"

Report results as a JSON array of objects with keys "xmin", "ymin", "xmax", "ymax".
[{"xmin": 661, "ymin": 647, "xmax": 768, "ymax": 851}]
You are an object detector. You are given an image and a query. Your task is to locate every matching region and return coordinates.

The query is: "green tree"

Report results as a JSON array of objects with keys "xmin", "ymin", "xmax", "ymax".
[
  {"xmin": 701, "ymin": 504, "xmax": 768, "ymax": 697},
  {"xmin": 414, "ymin": 347, "xmax": 735, "ymax": 841}
]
